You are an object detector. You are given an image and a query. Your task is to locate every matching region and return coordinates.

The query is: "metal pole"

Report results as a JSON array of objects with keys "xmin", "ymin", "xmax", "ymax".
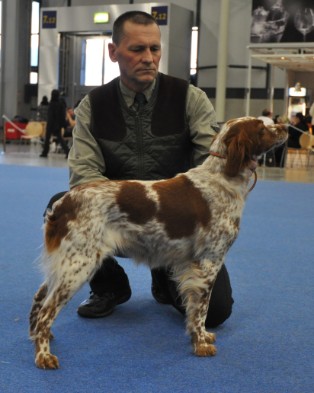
[
  {"xmin": 246, "ymin": 53, "xmax": 252, "ymax": 116},
  {"xmin": 215, "ymin": 0, "xmax": 230, "ymax": 122},
  {"xmin": 194, "ymin": 0, "xmax": 201, "ymax": 86},
  {"xmin": 268, "ymin": 64, "xmax": 274, "ymax": 113}
]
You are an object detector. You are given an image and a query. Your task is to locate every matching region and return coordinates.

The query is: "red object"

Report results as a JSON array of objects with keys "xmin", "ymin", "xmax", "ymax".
[{"xmin": 5, "ymin": 121, "xmax": 27, "ymax": 140}]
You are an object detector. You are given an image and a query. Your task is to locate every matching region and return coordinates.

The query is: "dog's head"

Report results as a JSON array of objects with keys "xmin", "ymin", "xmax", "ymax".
[{"xmin": 219, "ymin": 117, "xmax": 287, "ymax": 177}]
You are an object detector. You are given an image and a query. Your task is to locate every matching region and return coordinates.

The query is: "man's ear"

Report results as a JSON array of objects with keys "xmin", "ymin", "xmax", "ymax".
[{"xmin": 108, "ymin": 43, "xmax": 118, "ymax": 62}]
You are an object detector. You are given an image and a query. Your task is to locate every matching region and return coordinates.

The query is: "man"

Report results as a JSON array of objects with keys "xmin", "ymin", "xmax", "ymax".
[
  {"xmin": 40, "ymin": 89, "xmax": 70, "ymax": 158},
  {"xmin": 64, "ymin": 11, "xmax": 233, "ymax": 327},
  {"xmin": 257, "ymin": 109, "xmax": 275, "ymax": 166},
  {"xmin": 258, "ymin": 109, "xmax": 274, "ymax": 126}
]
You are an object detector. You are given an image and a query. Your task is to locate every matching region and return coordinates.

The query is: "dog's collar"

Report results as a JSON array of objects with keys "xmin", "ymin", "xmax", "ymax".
[
  {"xmin": 209, "ymin": 151, "xmax": 226, "ymax": 159},
  {"xmin": 208, "ymin": 151, "xmax": 257, "ymax": 192}
]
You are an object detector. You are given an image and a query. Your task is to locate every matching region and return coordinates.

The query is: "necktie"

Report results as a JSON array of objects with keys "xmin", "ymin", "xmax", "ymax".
[{"xmin": 133, "ymin": 92, "xmax": 147, "ymax": 111}]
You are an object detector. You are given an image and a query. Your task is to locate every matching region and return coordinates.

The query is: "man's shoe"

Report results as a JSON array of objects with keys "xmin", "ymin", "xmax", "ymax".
[
  {"xmin": 151, "ymin": 268, "xmax": 173, "ymax": 305},
  {"xmin": 151, "ymin": 268, "xmax": 185, "ymax": 313},
  {"xmin": 151, "ymin": 282, "xmax": 172, "ymax": 304},
  {"xmin": 77, "ymin": 290, "xmax": 131, "ymax": 318}
]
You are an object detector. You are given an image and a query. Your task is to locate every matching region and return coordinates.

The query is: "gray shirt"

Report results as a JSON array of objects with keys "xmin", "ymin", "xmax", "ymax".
[{"xmin": 68, "ymin": 81, "xmax": 218, "ymax": 188}]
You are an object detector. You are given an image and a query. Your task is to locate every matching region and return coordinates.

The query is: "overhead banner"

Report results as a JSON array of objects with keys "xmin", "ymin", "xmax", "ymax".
[{"xmin": 250, "ymin": 0, "xmax": 314, "ymax": 43}]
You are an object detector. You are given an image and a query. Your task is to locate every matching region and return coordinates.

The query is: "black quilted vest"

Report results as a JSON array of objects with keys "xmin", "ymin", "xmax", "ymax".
[{"xmin": 89, "ymin": 73, "xmax": 191, "ymax": 180}]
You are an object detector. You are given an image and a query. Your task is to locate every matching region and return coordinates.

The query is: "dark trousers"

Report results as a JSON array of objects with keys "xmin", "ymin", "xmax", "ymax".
[
  {"xmin": 46, "ymin": 192, "xmax": 234, "ymax": 328},
  {"xmin": 89, "ymin": 257, "xmax": 233, "ymax": 328},
  {"xmin": 42, "ymin": 128, "xmax": 69, "ymax": 156},
  {"xmin": 152, "ymin": 264, "xmax": 233, "ymax": 328}
]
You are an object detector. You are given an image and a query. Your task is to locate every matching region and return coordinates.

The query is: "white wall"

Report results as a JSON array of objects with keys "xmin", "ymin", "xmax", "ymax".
[
  {"xmin": 42, "ymin": 0, "xmax": 283, "ymax": 94},
  {"xmin": 3, "ymin": 0, "xmax": 309, "ymax": 122},
  {"xmin": 38, "ymin": 3, "xmax": 193, "ymax": 103},
  {"xmin": 68, "ymin": 0, "xmax": 197, "ymax": 14}
]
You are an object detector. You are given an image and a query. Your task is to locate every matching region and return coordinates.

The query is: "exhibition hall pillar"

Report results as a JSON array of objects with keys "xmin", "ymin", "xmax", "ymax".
[
  {"xmin": 215, "ymin": 0, "xmax": 230, "ymax": 123},
  {"xmin": 0, "ymin": 0, "xmax": 31, "ymax": 120}
]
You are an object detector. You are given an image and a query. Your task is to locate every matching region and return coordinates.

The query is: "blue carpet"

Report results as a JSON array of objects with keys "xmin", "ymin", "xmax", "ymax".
[{"xmin": 0, "ymin": 164, "xmax": 314, "ymax": 393}]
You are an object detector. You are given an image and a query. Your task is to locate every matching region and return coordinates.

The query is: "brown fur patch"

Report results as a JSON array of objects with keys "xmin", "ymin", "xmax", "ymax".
[
  {"xmin": 45, "ymin": 193, "xmax": 81, "ymax": 253},
  {"xmin": 116, "ymin": 181, "xmax": 157, "ymax": 224},
  {"xmin": 153, "ymin": 175, "xmax": 211, "ymax": 239}
]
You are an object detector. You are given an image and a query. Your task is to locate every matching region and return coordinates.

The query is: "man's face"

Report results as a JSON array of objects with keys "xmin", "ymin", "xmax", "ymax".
[{"xmin": 108, "ymin": 21, "xmax": 161, "ymax": 92}]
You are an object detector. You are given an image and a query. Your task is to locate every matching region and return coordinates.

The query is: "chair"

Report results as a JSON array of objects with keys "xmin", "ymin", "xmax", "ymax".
[
  {"xmin": 299, "ymin": 133, "xmax": 314, "ymax": 167},
  {"xmin": 20, "ymin": 121, "xmax": 43, "ymax": 145},
  {"xmin": 2, "ymin": 114, "xmax": 27, "ymax": 152},
  {"xmin": 286, "ymin": 133, "xmax": 314, "ymax": 168}
]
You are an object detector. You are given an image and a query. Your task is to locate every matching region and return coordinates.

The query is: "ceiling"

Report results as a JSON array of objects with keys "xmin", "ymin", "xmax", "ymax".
[{"xmin": 248, "ymin": 45, "xmax": 314, "ymax": 72}]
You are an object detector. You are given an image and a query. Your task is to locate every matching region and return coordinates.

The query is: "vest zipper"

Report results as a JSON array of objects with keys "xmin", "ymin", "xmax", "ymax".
[{"xmin": 135, "ymin": 113, "xmax": 145, "ymax": 179}]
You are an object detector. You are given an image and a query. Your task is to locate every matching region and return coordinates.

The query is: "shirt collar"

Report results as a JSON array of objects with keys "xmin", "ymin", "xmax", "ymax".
[{"xmin": 119, "ymin": 79, "xmax": 156, "ymax": 107}]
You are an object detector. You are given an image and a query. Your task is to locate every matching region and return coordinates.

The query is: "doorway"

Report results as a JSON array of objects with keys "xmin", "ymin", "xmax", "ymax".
[{"xmin": 58, "ymin": 32, "xmax": 120, "ymax": 107}]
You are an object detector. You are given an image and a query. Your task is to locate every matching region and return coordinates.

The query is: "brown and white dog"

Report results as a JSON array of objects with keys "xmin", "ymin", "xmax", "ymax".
[{"xmin": 29, "ymin": 117, "xmax": 287, "ymax": 369}]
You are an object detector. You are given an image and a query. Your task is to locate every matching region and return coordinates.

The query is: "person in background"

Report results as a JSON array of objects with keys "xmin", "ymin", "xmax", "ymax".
[
  {"xmin": 39, "ymin": 89, "xmax": 69, "ymax": 158},
  {"xmin": 45, "ymin": 11, "xmax": 234, "ymax": 328},
  {"xmin": 258, "ymin": 108, "xmax": 274, "ymax": 126},
  {"xmin": 37, "ymin": 96, "xmax": 49, "ymax": 122},
  {"xmin": 308, "ymin": 101, "xmax": 314, "ymax": 132},
  {"xmin": 288, "ymin": 112, "xmax": 309, "ymax": 148},
  {"xmin": 63, "ymin": 100, "xmax": 81, "ymax": 138},
  {"xmin": 274, "ymin": 114, "xmax": 288, "ymax": 167},
  {"xmin": 258, "ymin": 109, "xmax": 275, "ymax": 166}
]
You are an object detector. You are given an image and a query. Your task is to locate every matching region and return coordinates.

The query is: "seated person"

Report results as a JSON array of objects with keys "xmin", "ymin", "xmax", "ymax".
[{"xmin": 288, "ymin": 112, "xmax": 308, "ymax": 148}]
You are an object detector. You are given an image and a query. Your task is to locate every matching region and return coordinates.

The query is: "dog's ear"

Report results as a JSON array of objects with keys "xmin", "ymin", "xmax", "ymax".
[{"xmin": 223, "ymin": 122, "xmax": 252, "ymax": 177}]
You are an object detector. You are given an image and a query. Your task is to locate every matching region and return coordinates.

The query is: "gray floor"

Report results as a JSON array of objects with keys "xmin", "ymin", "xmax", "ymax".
[
  {"xmin": 0, "ymin": 141, "xmax": 68, "ymax": 168},
  {"xmin": 1, "ymin": 141, "xmax": 314, "ymax": 183}
]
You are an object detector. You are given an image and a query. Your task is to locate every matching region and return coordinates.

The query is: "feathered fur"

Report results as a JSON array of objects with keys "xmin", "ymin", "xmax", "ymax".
[{"xmin": 29, "ymin": 117, "xmax": 287, "ymax": 369}]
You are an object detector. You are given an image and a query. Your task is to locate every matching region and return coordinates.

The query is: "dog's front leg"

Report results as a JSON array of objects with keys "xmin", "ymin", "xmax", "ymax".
[{"xmin": 176, "ymin": 260, "xmax": 222, "ymax": 357}]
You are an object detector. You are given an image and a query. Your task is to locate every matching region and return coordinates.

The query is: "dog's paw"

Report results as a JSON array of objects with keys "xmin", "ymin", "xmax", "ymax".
[
  {"xmin": 35, "ymin": 353, "xmax": 59, "ymax": 369},
  {"xmin": 194, "ymin": 342, "xmax": 217, "ymax": 357},
  {"xmin": 204, "ymin": 332, "xmax": 216, "ymax": 344}
]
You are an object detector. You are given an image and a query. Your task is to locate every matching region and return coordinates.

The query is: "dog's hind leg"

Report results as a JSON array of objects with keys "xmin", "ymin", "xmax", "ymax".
[
  {"xmin": 32, "ymin": 273, "xmax": 86, "ymax": 369},
  {"xmin": 29, "ymin": 283, "xmax": 49, "ymax": 339},
  {"xmin": 174, "ymin": 260, "xmax": 222, "ymax": 357},
  {"xmin": 32, "ymin": 281, "xmax": 72, "ymax": 369},
  {"xmin": 32, "ymin": 251, "xmax": 103, "ymax": 369}
]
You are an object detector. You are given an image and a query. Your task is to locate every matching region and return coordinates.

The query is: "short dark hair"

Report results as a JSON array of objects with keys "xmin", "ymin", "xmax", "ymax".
[
  {"xmin": 262, "ymin": 109, "xmax": 272, "ymax": 117},
  {"xmin": 112, "ymin": 11, "xmax": 159, "ymax": 45},
  {"xmin": 295, "ymin": 112, "xmax": 305, "ymax": 121},
  {"xmin": 50, "ymin": 89, "xmax": 60, "ymax": 101}
]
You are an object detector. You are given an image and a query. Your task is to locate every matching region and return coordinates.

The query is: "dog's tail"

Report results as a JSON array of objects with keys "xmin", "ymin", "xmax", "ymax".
[{"xmin": 44, "ymin": 193, "xmax": 83, "ymax": 254}]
